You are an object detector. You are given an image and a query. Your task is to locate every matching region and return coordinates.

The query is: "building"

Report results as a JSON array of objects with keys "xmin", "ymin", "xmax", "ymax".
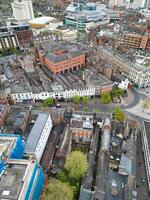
[
  {"xmin": 0, "ymin": 31, "xmax": 19, "ymax": 51},
  {"xmin": 18, "ymin": 55, "xmax": 35, "ymax": 73},
  {"xmin": 28, "ymin": 16, "xmax": 63, "ymax": 30},
  {"xmin": 4, "ymin": 107, "xmax": 30, "ymax": 135},
  {"xmin": 109, "ymin": 0, "xmax": 150, "ymax": 9},
  {"xmin": 33, "ymin": 26, "xmax": 78, "ymax": 43},
  {"xmin": 65, "ymin": 2, "xmax": 108, "ymax": 31},
  {"xmin": 141, "ymin": 121, "xmax": 150, "ymax": 191},
  {"xmin": 0, "ymin": 159, "xmax": 45, "ymax": 200},
  {"xmin": 0, "ymin": 134, "xmax": 25, "ymax": 161},
  {"xmin": 0, "ymin": 23, "xmax": 33, "ymax": 47},
  {"xmin": 0, "ymin": 105, "xmax": 9, "ymax": 128},
  {"xmin": 38, "ymin": 43, "xmax": 85, "ymax": 74},
  {"xmin": 120, "ymin": 33, "xmax": 150, "ymax": 50},
  {"xmin": 0, "ymin": 134, "xmax": 45, "ymax": 200},
  {"xmin": 12, "ymin": 0, "xmax": 34, "ymax": 21},
  {"xmin": 98, "ymin": 46, "xmax": 150, "ymax": 88},
  {"xmin": 25, "ymin": 113, "xmax": 53, "ymax": 162},
  {"xmin": 13, "ymin": 23, "xmax": 33, "ymax": 46},
  {"xmin": 56, "ymin": 26, "xmax": 78, "ymax": 41},
  {"xmin": 70, "ymin": 111, "xmax": 94, "ymax": 144}
]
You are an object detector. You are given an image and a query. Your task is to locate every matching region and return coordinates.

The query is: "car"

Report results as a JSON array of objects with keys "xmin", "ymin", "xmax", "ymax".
[{"xmin": 55, "ymin": 104, "xmax": 61, "ymax": 108}]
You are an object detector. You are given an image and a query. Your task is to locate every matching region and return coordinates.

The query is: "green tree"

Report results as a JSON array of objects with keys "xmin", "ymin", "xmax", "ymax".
[
  {"xmin": 72, "ymin": 95, "xmax": 81, "ymax": 104},
  {"xmin": 83, "ymin": 107, "xmax": 88, "ymax": 112},
  {"xmin": 44, "ymin": 179, "xmax": 74, "ymax": 200},
  {"xmin": 114, "ymin": 107, "xmax": 125, "ymax": 122},
  {"xmin": 101, "ymin": 92, "xmax": 111, "ymax": 104},
  {"xmin": 110, "ymin": 87, "xmax": 124, "ymax": 98},
  {"xmin": 82, "ymin": 96, "xmax": 89, "ymax": 104},
  {"xmin": 93, "ymin": 108, "xmax": 100, "ymax": 113},
  {"xmin": 65, "ymin": 151, "xmax": 88, "ymax": 181},
  {"xmin": 43, "ymin": 97, "xmax": 54, "ymax": 107}
]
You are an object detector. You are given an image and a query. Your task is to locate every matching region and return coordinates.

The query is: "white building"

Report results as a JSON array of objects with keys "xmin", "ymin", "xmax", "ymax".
[
  {"xmin": 109, "ymin": 0, "xmax": 150, "ymax": 9},
  {"xmin": 24, "ymin": 113, "xmax": 52, "ymax": 162},
  {"xmin": 98, "ymin": 47, "xmax": 150, "ymax": 88},
  {"xmin": 12, "ymin": 0, "xmax": 34, "ymax": 21}
]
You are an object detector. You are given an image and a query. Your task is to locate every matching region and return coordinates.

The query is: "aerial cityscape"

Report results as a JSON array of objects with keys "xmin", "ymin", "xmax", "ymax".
[{"xmin": 0, "ymin": 0, "xmax": 150, "ymax": 200}]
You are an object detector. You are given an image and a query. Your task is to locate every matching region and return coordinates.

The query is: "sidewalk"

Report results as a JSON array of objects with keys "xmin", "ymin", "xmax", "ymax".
[{"xmin": 126, "ymin": 101, "xmax": 150, "ymax": 120}]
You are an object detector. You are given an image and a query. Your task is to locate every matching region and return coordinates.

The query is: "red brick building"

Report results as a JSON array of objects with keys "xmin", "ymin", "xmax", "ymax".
[{"xmin": 38, "ymin": 44, "xmax": 85, "ymax": 74}]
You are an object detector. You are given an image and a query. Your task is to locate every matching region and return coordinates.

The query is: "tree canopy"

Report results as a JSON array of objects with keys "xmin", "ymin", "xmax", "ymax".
[
  {"xmin": 114, "ymin": 107, "xmax": 125, "ymax": 122},
  {"xmin": 101, "ymin": 92, "xmax": 111, "ymax": 104},
  {"xmin": 110, "ymin": 87, "xmax": 124, "ymax": 98},
  {"xmin": 44, "ymin": 179, "xmax": 74, "ymax": 200},
  {"xmin": 82, "ymin": 96, "xmax": 89, "ymax": 104},
  {"xmin": 65, "ymin": 151, "xmax": 88, "ymax": 181},
  {"xmin": 72, "ymin": 95, "xmax": 81, "ymax": 104},
  {"xmin": 43, "ymin": 97, "xmax": 54, "ymax": 107}
]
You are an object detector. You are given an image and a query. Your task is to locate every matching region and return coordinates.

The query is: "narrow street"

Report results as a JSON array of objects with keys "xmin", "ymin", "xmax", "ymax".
[{"xmin": 136, "ymin": 132, "xmax": 150, "ymax": 200}]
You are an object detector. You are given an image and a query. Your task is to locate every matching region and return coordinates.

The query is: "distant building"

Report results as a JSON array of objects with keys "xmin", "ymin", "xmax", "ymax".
[
  {"xmin": 65, "ymin": 2, "xmax": 108, "ymax": 31},
  {"xmin": 120, "ymin": 33, "xmax": 150, "ymax": 50},
  {"xmin": 0, "ymin": 31, "xmax": 19, "ymax": 51},
  {"xmin": 109, "ymin": 0, "xmax": 150, "ymax": 9},
  {"xmin": 29, "ymin": 16, "xmax": 63, "ymax": 30},
  {"xmin": 0, "ymin": 105, "xmax": 9, "ymax": 128},
  {"xmin": 56, "ymin": 26, "xmax": 78, "ymax": 41},
  {"xmin": 98, "ymin": 46, "xmax": 150, "ymax": 88},
  {"xmin": 38, "ymin": 43, "xmax": 85, "ymax": 74},
  {"xmin": 25, "ymin": 113, "xmax": 53, "ymax": 162},
  {"xmin": 12, "ymin": 0, "xmax": 34, "ymax": 21},
  {"xmin": 0, "ymin": 23, "xmax": 33, "ymax": 47}
]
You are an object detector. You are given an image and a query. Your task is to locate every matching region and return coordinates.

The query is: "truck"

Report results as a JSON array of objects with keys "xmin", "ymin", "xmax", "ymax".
[{"xmin": 111, "ymin": 180, "xmax": 118, "ymax": 196}]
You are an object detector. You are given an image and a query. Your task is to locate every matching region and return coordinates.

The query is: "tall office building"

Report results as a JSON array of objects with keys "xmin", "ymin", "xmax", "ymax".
[
  {"xmin": 12, "ymin": 0, "xmax": 34, "ymax": 21},
  {"xmin": 109, "ymin": 0, "xmax": 150, "ymax": 9}
]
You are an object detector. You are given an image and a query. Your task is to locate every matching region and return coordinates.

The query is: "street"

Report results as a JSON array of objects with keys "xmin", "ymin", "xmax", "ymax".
[{"xmin": 136, "ymin": 132, "xmax": 150, "ymax": 200}]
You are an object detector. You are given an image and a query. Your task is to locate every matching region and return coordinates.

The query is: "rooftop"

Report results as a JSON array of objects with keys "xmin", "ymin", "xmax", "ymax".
[
  {"xmin": 0, "ymin": 134, "xmax": 18, "ymax": 158},
  {"xmin": 28, "ymin": 16, "xmax": 57, "ymax": 25},
  {"xmin": 71, "ymin": 111, "xmax": 93, "ymax": 130},
  {"xmin": 25, "ymin": 113, "xmax": 50, "ymax": 153},
  {"xmin": 0, "ymin": 160, "xmax": 36, "ymax": 200}
]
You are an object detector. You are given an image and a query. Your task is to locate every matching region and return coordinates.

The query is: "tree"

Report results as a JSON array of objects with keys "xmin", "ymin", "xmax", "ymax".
[
  {"xmin": 65, "ymin": 151, "xmax": 88, "ymax": 181},
  {"xmin": 114, "ymin": 107, "xmax": 125, "ymax": 122},
  {"xmin": 93, "ymin": 108, "xmax": 100, "ymax": 113},
  {"xmin": 72, "ymin": 95, "xmax": 81, "ymax": 104},
  {"xmin": 110, "ymin": 87, "xmax": 124, "ymax": 98},
  {"xmin": 83, "ymin": 107, "xmax": 88, "ymax": 112},
  {"xmin": 43, "ymin": 97, "xmax": 54, "ymax": 107},
  {"xmin": 101, "ymin": 92, "xmax": 111, "ymax": 104},
  {"xmin": 141, "ymin": 99, "xmax": 150, "ymax": 112},
  {"xmin": 82, "ymin": 96, "xmax": 89, "ymax": 104},
  {"xmin": 44, "ymin": 179, "xmax": 74, "ymax": 200}
]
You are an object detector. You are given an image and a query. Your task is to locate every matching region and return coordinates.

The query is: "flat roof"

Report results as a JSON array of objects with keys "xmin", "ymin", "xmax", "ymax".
[
  {"xmin": 45, "ymin": 48, "xmax": 84, "ymax": 63},
  {"xmin": 0, "ymin": 160, "xmax": 36, "ymax": 200},
  {"xmin": 25, "ymin": 113, "xmax": 50, "ymax": 153},
  {"xmin": 0, "ymin": 134, "xmax": 18, "ymax": 158}
]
